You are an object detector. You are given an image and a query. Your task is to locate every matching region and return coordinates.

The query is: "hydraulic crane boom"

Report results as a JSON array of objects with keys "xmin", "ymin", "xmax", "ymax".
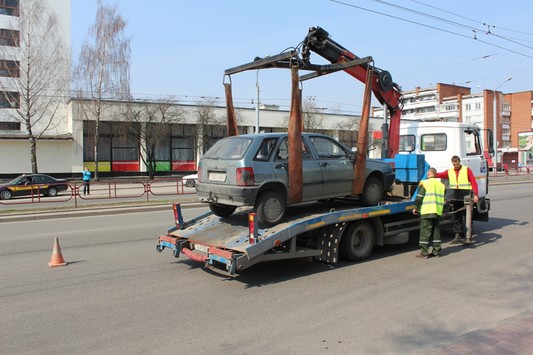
[{"xmin": 302, "ymin": 26, "xmax": 403, "ymax": 158}]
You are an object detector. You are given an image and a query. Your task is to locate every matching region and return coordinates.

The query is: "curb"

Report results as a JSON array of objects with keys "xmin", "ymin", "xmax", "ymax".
[{"xmin": 0, "ymin": 201, "xmax": 205, "ymax": 223}]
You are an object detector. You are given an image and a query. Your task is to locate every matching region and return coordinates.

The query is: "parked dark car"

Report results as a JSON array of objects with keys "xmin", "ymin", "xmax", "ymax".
[
  {"xmin": 0, "ymin": 174, "xmax": 69, "ymax": 200},
  {"xmin": 196, "ymin": 132, "xmax": 395, "ymax": 227}
]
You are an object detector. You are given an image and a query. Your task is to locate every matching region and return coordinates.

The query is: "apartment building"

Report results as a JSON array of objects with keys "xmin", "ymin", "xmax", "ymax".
[
  {"xmin": 372, "ymin": 83, "xmax": 533, "ymax": 155},
  {"xmin": 0, "ymin": 0, "xmax": 75, "ymax": 175}
]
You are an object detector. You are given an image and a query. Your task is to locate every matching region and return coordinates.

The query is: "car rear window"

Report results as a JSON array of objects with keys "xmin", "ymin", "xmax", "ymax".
[{"xmin": 203, "ymin": 137, "xmax": 253, "ymax": 159}]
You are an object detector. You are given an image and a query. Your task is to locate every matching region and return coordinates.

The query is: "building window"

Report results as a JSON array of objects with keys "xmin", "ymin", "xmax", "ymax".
[
  {"xmin": 0, "ymin": 0, "xmax": 19, "ymax": 16},
  {"xmin": 0, "ymin": 60, "xmax": 19, "ymax": 77},
  {"xmin": 475, "ymin": 102, "xmax": 481, "ymax": 110},
  {"xmin": 0, "ymin": 28, "xmax": 19, "ymax": 47},
  {"xmin": 465, "ymin": 103, "xmax": 471, "ymax": 111},
  {"xmin": 0, "ymin": 121, "xmax": 20, "ymax": 130},
  {"xmin": 0, "ymin": 91, "xmax": 19, "ymax": 108}
]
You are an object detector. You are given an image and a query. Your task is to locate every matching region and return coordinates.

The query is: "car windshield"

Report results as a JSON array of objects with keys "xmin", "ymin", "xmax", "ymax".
[{"xmin": 203, "ymin": 137, "xmax": 253, "ymax": 159}]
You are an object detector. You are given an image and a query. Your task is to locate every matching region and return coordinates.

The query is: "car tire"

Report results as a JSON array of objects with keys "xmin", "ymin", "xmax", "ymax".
[
  {"xmin": 255, "ymin": 190, "xmax": 286, "ymax": 227},
  {"xmin": 209, "ymin": 203, "xmax": 237, "ymax": 218},
  {"xmin": 46, "ymin": 187, "xmax": 58, "ymax": 197},
  {"xmin": 339, "ymin": 221, "xmax": 374, "ymax": 261},
  {"xmin": 359, "ymin": 176, "xmax": 384, "ymax": 206},
  {"xmin": 185, "ymin": 179, "xmax": 196, "ymax": 188},
  {"xmin": 0, "ymin": 189, "xmax": 13, "ymax": 200}
]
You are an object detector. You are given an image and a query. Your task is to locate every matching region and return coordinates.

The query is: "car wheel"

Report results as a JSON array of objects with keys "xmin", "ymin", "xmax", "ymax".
[
  {"xmin": 359, "ymin": 176, "xmax": 384, "ymax": 206},
  {"xmin": 185, "ymin": 179, "xmax": 195, "ymax": 188},
  {"xmin": 209, "ymin": 203, "xmax": 237, "ymax": 218},
  {"xmin": 46, "ymin": 187, "xmax": 58, "ymax": 197},
  {"xmin": 0, "ymin": 189, "xmax": 13, "ymax": 200},
  {"xmin": 339, "ymin": 221, "xmax": 374, "ymax": 261},
  {"xmin": 255, "ymin": 190, "xmax": 286, "ymax": 227}
]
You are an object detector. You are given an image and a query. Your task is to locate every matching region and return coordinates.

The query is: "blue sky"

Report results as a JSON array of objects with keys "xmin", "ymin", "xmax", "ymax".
[{"xmin": 71, "ymin": 0, "xmax": 533, "ymax": 114}]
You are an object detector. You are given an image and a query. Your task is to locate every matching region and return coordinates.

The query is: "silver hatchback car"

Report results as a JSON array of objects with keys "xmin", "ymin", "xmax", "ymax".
[{"xmin": 196, "ymin": 132, "xmax": 395, "ymax": 227}]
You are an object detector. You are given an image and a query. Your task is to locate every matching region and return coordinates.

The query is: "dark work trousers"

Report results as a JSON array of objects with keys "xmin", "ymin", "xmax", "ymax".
[
  {"xmin": 419, "ymin": 218, "xmax": 441, "ymax": 256},
  {"xmin": 449, "ymin": 199, "xmax": 466, "ymax": 236}
]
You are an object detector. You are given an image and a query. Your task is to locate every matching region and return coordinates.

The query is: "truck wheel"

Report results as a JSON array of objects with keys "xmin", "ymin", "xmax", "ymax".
[
  {"xmin": 255, "ymin": 190, "xmax": 286, "ymax": 227},
  {"xmin": 340, "ymin": 221, "xmax": 374, "ymax": 261},
  {"xmin": 360, "ymin": 176, "xmax": 383, "ymax": 206},
  {"xmin": 209, "ymin": 203, "xmax": 237, "ymax": 218}
]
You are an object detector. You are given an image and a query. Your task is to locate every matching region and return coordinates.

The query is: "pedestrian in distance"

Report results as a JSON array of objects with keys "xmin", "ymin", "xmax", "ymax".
[
  {"xmin": 435, "ymin": 155, "xmax": 479, "ymax": 244},
  {"xmin": 413, "ymin": 167, "xmax": 446, "ymax": 258},
  {"xmin": 82, "ymin": 166, "xmax": 91, "ymax": 195}
]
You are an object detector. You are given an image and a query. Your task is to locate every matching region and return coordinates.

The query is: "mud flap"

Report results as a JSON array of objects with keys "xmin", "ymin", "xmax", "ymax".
[{"xmin": 315, "ymin": 223, "xmax": 347, "ymax": 264}]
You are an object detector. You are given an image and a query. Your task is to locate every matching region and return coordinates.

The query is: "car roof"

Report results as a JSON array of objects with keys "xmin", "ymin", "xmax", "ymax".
[{"xmin": 227, "ymin": 132, "xmax": 333, "ymax": 139}]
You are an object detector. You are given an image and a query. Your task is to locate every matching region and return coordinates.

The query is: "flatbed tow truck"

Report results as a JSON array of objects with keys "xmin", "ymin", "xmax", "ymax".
[{"xmin": 155, "ymin": 27, "xmax": 489, "ymax": 276}]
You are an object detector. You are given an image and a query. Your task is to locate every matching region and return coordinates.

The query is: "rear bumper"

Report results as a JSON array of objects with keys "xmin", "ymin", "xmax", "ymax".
[{"xmin": 196, "ymin": 182, "xmax": 260, "ymax": 206}]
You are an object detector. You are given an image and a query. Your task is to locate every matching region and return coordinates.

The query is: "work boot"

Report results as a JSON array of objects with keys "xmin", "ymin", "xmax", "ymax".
[{"xmin": 450, "ymin": 233, "xmax": 465, "ymax": 244}]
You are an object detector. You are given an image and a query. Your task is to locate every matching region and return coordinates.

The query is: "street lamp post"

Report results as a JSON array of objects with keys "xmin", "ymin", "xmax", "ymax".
[
  {"xmin": 255, "ymin": 70, "xmax": 260, "ymax": 133},
  {"xmin": 492, "ymin": 77, "xmax": 512, "ymax": 175}
]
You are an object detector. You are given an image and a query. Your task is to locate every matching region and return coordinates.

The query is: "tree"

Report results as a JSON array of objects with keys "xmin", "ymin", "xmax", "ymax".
[
  {"xmin": 0, "ymin": 0, "xmax": 69, "ymax": 173},
  {"xmin": 123, "ymin": 97, "xmax": 184, "ymax": 179},
  {"xmin": 74, "ymin": 0, "xmax": 130, "ymax": 180},
  {"xmin": 281, "ymin": 98, "xmax": 324, "ymax": 132},
  {"xmin": 195, "ymin": 97, "xmax": 226, "ymax": 155}
]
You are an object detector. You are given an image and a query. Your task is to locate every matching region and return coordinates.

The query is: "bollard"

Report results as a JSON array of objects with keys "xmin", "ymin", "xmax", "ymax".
[{"xmin": 464, "ymin": 195, "xmax": 473, "ymax": 246}]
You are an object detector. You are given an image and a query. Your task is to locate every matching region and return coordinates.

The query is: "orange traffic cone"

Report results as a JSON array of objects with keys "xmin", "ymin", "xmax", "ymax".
[{"xmin": 48, "ymin": 237, "xmax": 67, "ymax": 267}]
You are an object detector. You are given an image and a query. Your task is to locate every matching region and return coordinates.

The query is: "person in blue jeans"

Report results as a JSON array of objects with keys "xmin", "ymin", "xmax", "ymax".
[{"xmin": 82, "ymin": 167, "xmax": 91, "ymax": 195}]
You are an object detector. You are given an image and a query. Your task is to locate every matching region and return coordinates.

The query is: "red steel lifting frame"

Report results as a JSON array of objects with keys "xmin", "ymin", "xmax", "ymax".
[{"xmin": 222, "ymin": 33, "xmax": 384, "ymax": 203}]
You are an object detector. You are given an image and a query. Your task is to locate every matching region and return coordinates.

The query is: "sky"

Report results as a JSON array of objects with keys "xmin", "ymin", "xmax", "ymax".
[{"xmin": 71, "ymin": 0, "xmax": 533, "ymax": 114}]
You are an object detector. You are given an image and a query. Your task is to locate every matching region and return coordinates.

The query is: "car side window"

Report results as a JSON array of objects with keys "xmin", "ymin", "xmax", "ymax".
[
  {"xmin": 274, "ymin": 138, "xmax": 312, "ymax": 161},
  {"xmin": 275, "ymin": 139, "xmax": 289, "ymax": 161},
  {"xmin": 309, "ymin": 136, "xmax": 348, "ymax": 159},
  {"xmin": 255, "ymin": 138, "xmax": 277, "ymax": 161}
]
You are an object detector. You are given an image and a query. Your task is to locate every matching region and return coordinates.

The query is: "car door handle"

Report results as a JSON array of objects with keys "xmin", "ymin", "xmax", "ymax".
[
  {"xmin": 321, "ymin": 162, "xmax": 330, "ymax": 167},
  {"xmin": 275, "ymin": 164, "xmax": 286, "ymax": 170}
]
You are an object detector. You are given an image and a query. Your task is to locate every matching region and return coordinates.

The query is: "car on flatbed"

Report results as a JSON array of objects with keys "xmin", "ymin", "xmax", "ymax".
[
  {"xmin": 0, "ymin": 173, "xmax": 68, "ymax": 200},
  {"xmin": 195, "ymin": 132, "xmax": 395, "ymax": 227}
]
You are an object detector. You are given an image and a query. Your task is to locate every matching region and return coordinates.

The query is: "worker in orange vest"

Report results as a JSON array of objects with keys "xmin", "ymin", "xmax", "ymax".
[{"xmin": 436, "ymin": 155, "xmax": 479, "ymax": 244}]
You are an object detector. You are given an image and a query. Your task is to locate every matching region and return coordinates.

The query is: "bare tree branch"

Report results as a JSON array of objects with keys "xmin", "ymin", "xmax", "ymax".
[
  {"xmin": 122, "ymin": 97, "xmax": 184, "ymax": 179},
  {"xmin": 74, "ymin": 0, "xmax": 130, "ymax": 180}
]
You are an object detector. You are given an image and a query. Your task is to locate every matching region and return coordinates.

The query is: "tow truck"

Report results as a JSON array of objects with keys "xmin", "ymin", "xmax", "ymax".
[{"xmin": 156, "ymin": 27, "xmax": 490, "ymax": 275}]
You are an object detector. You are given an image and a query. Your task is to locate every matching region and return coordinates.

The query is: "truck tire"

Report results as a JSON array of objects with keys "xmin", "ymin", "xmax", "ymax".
[
  {"xmin": 360, "ymin": 176, "xmax": 384, "ymax": 206},
  {"xmin": 340, "ymin": 221, "xmax": 374, "ymax": 261},
  {"xmin": 209, "ymin": 203, "xmax": 237, "ymax": 218},
  {"xmin": 255, "ymin": 190, "xmax": 286, "ymax": 227}
]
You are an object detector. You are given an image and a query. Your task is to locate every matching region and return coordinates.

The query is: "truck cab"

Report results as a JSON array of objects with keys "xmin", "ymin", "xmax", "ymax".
[{"xmin": 399, "ymin": 121, "xmax": 490, "ymax": 220}]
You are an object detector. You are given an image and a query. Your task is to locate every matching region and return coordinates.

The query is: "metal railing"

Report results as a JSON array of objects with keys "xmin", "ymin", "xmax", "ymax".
[{"xmin": 0, "ymin": 178, "xmax": 196, "ymax": 207}]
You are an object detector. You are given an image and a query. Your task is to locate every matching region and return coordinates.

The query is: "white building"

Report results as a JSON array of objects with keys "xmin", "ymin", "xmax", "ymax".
[{"xmin": 0, "ymin": 0, "xmax": 75, "ymax": 175}]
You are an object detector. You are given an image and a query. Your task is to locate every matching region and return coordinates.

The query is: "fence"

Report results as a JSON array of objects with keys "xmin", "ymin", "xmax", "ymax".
[{"xmin": 0, "ymin": 178, "xmax": 196, "ymax": 208}]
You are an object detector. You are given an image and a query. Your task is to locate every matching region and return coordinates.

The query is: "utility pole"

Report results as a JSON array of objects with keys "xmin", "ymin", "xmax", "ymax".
[
  {"xmin": 255, "ymin": 70, "xmax": 260, "ymax": 133},
  {"xmin": 492, "ymin": 77, "xmax": 512, "ymax": 175}
]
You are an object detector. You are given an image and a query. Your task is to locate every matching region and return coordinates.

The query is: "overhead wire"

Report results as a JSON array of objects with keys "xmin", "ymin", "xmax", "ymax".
[{"xmin": 328, "ymin": 0, "xmax": 533, "ymax": 60}]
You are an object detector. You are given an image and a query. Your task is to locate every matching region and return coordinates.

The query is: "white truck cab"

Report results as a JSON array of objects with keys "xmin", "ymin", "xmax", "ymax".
[{"xmin": 399, "ymin": 121, "xmax": 490, "ymax": 207}]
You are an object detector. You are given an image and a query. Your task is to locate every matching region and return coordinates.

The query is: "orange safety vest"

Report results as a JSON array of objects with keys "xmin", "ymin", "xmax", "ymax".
[
  {"xmin": 447, "ymin": 166, "xmax": 471, "ymax": 190},
  {"xmin": 420, "ymin": 178, "xmax": 445, "ymax": 216}
]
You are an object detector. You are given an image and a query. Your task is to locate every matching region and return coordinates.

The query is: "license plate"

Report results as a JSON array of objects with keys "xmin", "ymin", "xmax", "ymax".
[
  {"xmin": 194, "ymin": 243, "xmax": 209, "ymax": 253},
  {"xmin": 209, "ymin": 172, "xmax": 226, "ymax": 182}
]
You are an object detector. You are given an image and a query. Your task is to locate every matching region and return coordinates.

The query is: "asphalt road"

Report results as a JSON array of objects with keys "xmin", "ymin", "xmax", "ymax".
[{"xmin": 1, "ymin": 183, "xmax": 532, "ymax": 354}]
